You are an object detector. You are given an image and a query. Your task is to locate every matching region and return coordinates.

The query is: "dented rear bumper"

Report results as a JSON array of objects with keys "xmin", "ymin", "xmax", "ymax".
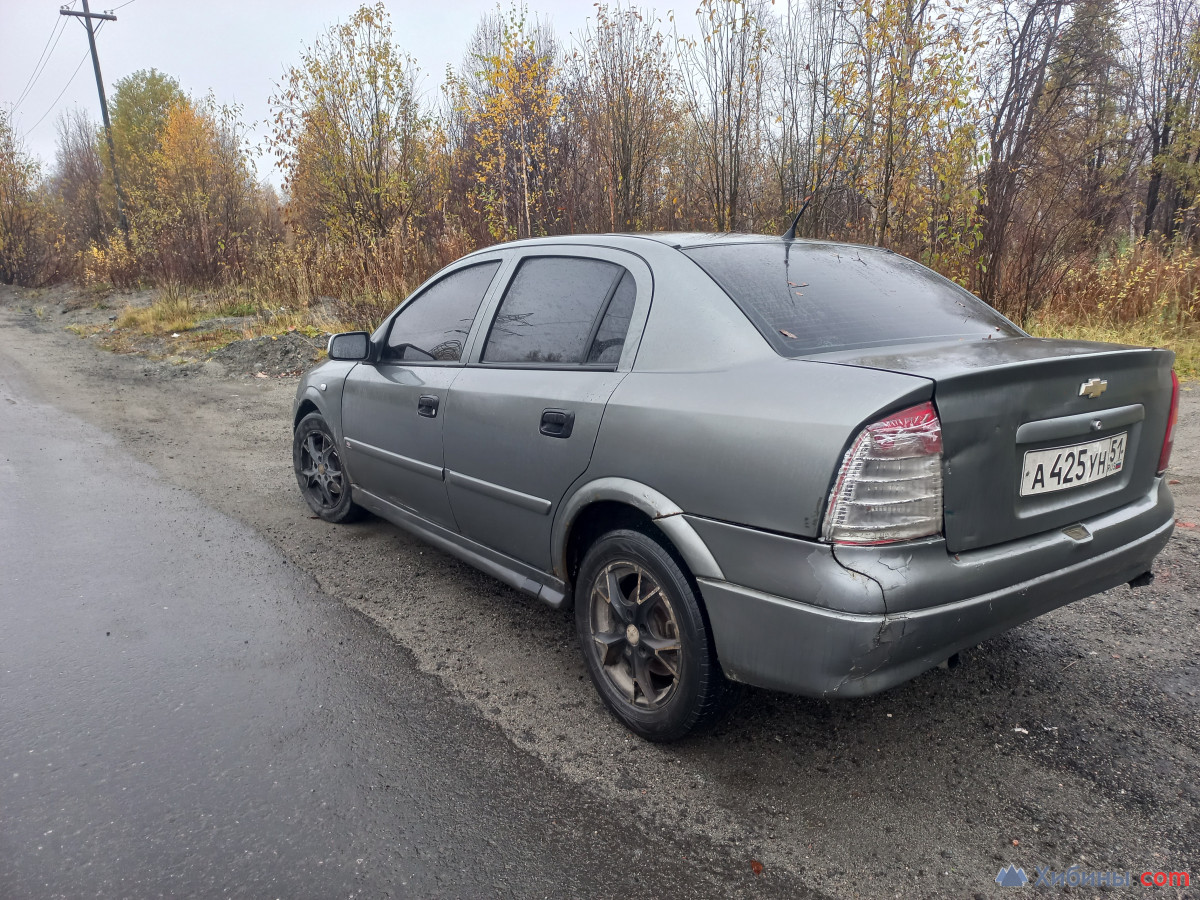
[{"xmin": 692, "ymin": 479, "xmax": 1174, "ymax": 697}]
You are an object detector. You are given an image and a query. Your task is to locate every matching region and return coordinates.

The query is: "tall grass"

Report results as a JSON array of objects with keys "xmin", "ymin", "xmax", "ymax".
[
  {"xmin": 115, "ymin": 283, "xmax": 199, "ymax": 333},
  {"xmin": 1027, "ymin": 240, "xmax": 1200, "ymax": 378},
  {"xmin": 90, "ymin": 229, "xmax": 1200, "ymax": 380},
  {"xmin": 84, "ymin": 218, "xmax": 476, "ymax": 334},
  {"xmin": 1040, "ymin": 240, "xmax": 1200, "ymax": 324},
  {"xmin": 241, "ymin": 225, "xmax": 475, "ymax": 330}
]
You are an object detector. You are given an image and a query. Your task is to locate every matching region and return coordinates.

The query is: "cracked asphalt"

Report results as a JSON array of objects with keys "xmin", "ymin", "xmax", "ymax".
[{"xmin": 1, "ymin": 285, "xmax": 1197, "ymax": 898}]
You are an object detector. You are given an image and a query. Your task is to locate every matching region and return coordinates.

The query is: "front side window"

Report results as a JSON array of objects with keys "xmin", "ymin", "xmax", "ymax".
[
  {"xmin": 483, "ymin": 257, "xmax": 634, "ymax": 365},
  {"xmin": 383, "ymin": 261, "xmax": 500, "ymax": 363}
]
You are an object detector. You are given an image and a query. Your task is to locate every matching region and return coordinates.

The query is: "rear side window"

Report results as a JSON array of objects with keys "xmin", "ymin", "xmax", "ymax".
[
  {"xmin": 483, "ymin": 257, "xmax": 634, "ymax": 365},
  {"xmin": 684, "ymin": 243, "xmax": 1020, "ymax": 356},
  {"xmin": 587, "ymin": 271, "xmax": 636, "ymax": 364},
  {"xmin": 383, "ymin": 261, "xmax": 500, "ymax": 363}
]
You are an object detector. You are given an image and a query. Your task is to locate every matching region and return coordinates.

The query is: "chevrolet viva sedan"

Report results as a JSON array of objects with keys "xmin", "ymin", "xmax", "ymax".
[{"xmin": 292, "ymin": 233, "xmax": 1178, "ymax": 741}]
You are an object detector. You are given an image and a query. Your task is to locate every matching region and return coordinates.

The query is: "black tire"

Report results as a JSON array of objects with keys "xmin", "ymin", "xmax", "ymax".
[
  {"xmin": 575, "ymin": 527, "xmax": 737, "ymax": 741},
  {"xmin": 293, "ymin": 412, "xmax": 363, "ymax": 523}
]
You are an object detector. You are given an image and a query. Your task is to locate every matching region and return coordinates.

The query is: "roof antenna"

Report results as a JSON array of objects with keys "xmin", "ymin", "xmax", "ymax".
[{"xmin": 782, "ymin": 194, "xmax": 812, "ymax": 240}]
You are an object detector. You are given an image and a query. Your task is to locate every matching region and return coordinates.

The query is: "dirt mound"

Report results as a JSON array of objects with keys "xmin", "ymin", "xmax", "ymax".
[{"xmin": 210, "ymin": 332, "xmax": 328, "ymax": 377}]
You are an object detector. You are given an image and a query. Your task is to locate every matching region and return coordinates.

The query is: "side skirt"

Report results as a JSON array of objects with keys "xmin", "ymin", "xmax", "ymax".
[{"xmin": 352, "ymin": 486, "xmax": 569, "ymax": 609}]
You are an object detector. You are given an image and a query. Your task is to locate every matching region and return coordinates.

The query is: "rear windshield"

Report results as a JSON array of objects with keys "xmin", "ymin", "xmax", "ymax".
[{"xmin": 684, "ymin": 242, "xmax": 1021, "ymax": 356}]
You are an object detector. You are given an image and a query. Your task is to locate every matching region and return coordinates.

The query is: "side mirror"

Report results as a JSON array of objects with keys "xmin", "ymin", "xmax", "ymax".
[{"xmin": 327, "ymin": 331, "xmax": 371, "ymax": 361}]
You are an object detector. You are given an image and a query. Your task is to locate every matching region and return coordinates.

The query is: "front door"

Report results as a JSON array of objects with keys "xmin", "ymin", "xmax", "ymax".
[
  {"xmin": 340, "ymin": 260, "xmax": 502, "ymax": 530},
  {"xmin": 444, "ymin": 254, "xmax": 643, "ymax": 568}
]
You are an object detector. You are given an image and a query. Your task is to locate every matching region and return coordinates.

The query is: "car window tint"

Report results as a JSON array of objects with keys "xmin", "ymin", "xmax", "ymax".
[
  {"xmin": 586, "ymin": 271, "xmax": 636, "ymax": 364},
  {"xmin": 684, "ymin": 243, "xmax": 1021, "ymax": 356},
  {"xmin": 384, "ymin": 261, "xmax": 500, "ymax": 362},
  {"xmin": 483, "ymin": 257, "xmax": 624, "ymax": 364}
]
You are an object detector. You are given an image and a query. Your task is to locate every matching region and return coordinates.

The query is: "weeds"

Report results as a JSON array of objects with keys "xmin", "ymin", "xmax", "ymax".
[
  {"xmin": 238, "ymin": 226, "xmax": 472, "ymax": 330},
  {"xmin": 55, "ymin": 234, "xmax": 1200, "ymax": 382},
  {"xmin": 1041, "ymin": 241, "xmax": 1200, "ymax": 325},
  {"xmin": 213, "ymin": 298, "xmax": 258, "ymax": 318},
  {"xmin": 1022, "ymin": 240, "xmax": 1200, "ymax": 378},
  {"xmin": 116, "ymin": 284, "xmax": 199, "ymax": 334},
  {"xmin": 106, "ymin": 281, "xmax": 343, "ymax": 357}
]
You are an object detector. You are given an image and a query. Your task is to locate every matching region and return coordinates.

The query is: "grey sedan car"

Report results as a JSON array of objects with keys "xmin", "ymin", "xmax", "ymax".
[{"xmin": 292, "ymin": 233, "xmax": 1178, "ymax": 741}]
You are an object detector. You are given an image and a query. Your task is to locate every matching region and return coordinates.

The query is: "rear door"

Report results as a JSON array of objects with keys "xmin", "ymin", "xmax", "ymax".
[
  {"xmin": 340, "ymin": 259, "xmax": 502, "ymax": 530},
  {"xmin": 443, "ymin": 249, "xmax": 650, "ymax": 569}
]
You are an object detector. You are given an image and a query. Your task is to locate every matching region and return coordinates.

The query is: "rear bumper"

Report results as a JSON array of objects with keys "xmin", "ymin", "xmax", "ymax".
[{"xmin": 693, "ymin": 479, "xmax": 1174, "ymax": 696}]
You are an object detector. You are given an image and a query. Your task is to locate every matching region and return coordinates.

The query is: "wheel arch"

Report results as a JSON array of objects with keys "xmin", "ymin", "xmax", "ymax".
[
  {"xmin": 293, "ymin": 396, "xmax": 322, "ymax": 429},
  {"xmin": 555, "ymin": 478, "xmax": 724, "ymax": 590}
]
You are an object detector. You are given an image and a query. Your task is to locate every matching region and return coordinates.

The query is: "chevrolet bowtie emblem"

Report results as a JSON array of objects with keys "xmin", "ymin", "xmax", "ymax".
[{"xmin": 1079, "ymin": 378, "xmax": 1108, "ymax": 399}]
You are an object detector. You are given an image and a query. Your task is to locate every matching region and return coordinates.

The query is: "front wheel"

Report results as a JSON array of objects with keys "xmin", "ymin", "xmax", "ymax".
[
  {"xmin": 575, "ymin": 528, "xmax": 737, "ymax": 741},
  {"xmin": 293, "ymin": 412, "xmax": 363, "ymax": 523}
]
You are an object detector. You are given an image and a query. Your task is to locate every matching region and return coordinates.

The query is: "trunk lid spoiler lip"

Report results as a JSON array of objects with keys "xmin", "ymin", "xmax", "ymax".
[{"xmin": 798, "ymin": 336, "xmax": 1166, "ymax": 381}]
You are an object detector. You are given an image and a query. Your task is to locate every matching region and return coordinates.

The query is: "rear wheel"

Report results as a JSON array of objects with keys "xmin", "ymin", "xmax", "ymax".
[
  {"xmin": 575, "ymin": 528, "xmax": 736, "ymax": 741},
  {"xmin": 293, "ymin": 413, "xmax": 363, "ymax": 523}
]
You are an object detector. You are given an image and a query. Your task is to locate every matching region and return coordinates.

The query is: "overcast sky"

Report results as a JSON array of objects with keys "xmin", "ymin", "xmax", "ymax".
[{"xmin": 2, "ymin": 0, "xmax": 685, "ymax": 185}]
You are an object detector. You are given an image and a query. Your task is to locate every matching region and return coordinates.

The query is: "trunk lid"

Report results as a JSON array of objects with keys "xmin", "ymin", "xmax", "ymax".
[{"xmin": 811, "ymin": 337, "xmax": 1175, "ymax": 552}]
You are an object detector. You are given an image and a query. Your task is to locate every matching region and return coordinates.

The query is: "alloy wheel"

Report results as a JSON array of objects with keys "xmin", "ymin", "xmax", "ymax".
[
  {"xmin": 297, "ymin": 430, "xmax": 346, "ymax": 511},
  {"xmin": 586, "ymin": 561, "xmax": 683, "ymax": 710}
]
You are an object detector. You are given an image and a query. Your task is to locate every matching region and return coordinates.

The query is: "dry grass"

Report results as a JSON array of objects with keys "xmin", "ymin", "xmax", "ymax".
[
  {"xmin": 78, "ymin": 234, "xmax": 1200, "ymax": 383},
  {"xmin": 1027, "ymin": 241, "xmax": 1200, "ymax": 380},
  {"xmin": 108, "ymin": 282, "xmax": 342, "ymax": 356},
  {"xmin": 115, "ymin": 284, "xmax": 200, "ymax": 334},
  {"xmin": 1041, "ymin": 240, "xmax": 1200, "ymax": 324},
  {"xmin": 241, "ymin": 227, "xmax": 474, "ymax": 330}
]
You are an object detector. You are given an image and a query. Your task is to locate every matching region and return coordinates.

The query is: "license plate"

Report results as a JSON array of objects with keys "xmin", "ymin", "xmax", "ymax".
[{"xmin": 1020, "ymin": 433, "xmax": 1127, "ymax": 497}]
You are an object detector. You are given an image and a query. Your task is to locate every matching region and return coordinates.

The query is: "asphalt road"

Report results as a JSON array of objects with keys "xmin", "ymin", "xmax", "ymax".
[
  {"xmin": 0, "ymin": 354, "xmax": 801, "ymax": 897},
  {"xmin": 1, "ymin": 285, "xmax": 1198, "ymax": 899}
]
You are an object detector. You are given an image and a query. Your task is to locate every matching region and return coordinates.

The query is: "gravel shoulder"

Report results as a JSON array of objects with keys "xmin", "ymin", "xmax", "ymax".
[{"xmin": 2, "ymin": 284, "xmax": 1197, "ymax": 899}]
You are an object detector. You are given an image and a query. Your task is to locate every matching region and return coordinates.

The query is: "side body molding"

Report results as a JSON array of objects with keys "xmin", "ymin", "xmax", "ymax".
[{"xmin": 553, "ymin": 477, "xmax": 725, "ymax": 582}]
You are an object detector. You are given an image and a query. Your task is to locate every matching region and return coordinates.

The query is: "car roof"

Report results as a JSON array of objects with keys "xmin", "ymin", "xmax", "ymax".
[{"xmin": 460, "ymin": 231, "xmax": 887, "ymax": 257}]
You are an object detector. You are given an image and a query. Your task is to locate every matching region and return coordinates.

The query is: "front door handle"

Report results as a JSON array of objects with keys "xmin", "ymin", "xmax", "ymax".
[
  {"xmin": 417, "ymin": 395, "xmax": 439, "ymax": 418},
  {"xmin": 540, "ymin": 408, "xmax": 575, "ymax": 438}
]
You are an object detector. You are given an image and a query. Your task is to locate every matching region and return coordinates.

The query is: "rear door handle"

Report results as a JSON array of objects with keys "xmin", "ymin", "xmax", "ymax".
[
  {"xmin": 540, "ymin": 408, "xmax": 575, "ymax": 439},
  {"xmin": 417, "ymin": 395, "xmax": 439, "ymax": 418}
]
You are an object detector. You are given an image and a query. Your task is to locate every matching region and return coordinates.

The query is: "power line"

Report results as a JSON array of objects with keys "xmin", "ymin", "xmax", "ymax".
[
  {"xmin": 21, "ymin": 43, "xmax": 95, "ymax": 138},
  {"xmin": 21, "ymin": 19, "xmax": 107, "ymax": 140},
  {"xmin": 10, "ymin": 0, "xmax": 127, "ymax": 127},
  {"xmin": 11, "ymin": 17, "xmax": 63, "ymax": 109},
  {"xmin": 11, "ymin": 1, "xmax": 80, "ymax": 111},
  {"xmin": 11, "ymin": 17, "xmax": 68, "ymax": 112}
]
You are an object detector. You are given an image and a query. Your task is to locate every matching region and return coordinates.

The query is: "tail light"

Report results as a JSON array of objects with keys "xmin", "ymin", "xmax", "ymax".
[
  {"xmin": 823, "ymin": 401, "xmax": 944, "ymax": 544},
  {"xmin": 1157, "ymin": 369, "xmax": 1180, "ymax": 475}
]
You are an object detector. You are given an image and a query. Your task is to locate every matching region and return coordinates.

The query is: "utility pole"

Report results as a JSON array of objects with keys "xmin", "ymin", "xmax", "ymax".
[{"xmin": 61, "ymin": 0, "xmax": 129, "ymax": 239}]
